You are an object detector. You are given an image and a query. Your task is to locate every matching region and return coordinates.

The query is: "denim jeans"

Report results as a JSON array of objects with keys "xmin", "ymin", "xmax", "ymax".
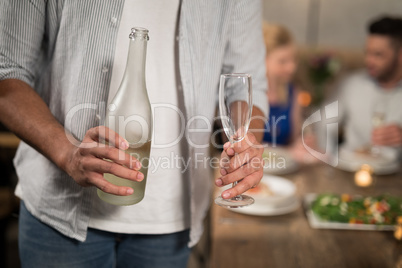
[{"xmin": 18, "ymin": 201, "xmax": 191, "ymax": 268}]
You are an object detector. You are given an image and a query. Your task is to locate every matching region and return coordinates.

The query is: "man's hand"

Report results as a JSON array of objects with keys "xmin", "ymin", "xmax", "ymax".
[
  {"xmin": 371, "ymin": 124, "xmax": 402, "ymax": 147},
  {"xmin": 63, "ymin": 126, "xmax": 144, "ymax": 196},
  {"xmin": 290, "ymin": 135, "xmax": 320, "ymax": 164},
  {"xmin": 0, "ymin": 80, "xmax": 143, "ymax": 197},
  {"xmin": 216, "ymin": 133, "xmax": 264, "ymax": 199}
]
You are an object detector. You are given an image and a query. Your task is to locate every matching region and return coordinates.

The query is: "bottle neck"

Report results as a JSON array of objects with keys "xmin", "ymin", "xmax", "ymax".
[{"xmin": 122, "ymin": 37, "xmax": 147, "ymax": 87}]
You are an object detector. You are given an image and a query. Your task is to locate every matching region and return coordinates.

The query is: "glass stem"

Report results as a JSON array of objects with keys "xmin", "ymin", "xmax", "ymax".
[
  {"xmin": 231, "ymin": 181, "xmax": 242, "ymax": 201},
  {"xmin": 228, "ymin": 139, "xmax": 242, "ymax": 201}
]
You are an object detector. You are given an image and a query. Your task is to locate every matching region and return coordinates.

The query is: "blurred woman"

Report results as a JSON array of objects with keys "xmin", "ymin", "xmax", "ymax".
[
  {"xmin": 263, "ymin": 23, "xmax": 301, "ymax": 144},
  {"xmin": 263, "ymin": 23, "xmax": 315, "ymax": 161}
]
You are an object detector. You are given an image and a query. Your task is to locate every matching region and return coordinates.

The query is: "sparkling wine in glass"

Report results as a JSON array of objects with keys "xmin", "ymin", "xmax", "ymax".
[
  {"xmin": 215, "ymin": 73, "xmax": 254, "ymax": 208},
  {"xmin": 371, "ymin": 98, "xmax": 386, "ymax": 156}
]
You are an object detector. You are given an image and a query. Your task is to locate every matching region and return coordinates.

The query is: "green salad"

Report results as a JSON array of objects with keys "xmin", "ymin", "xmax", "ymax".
[{"xmin": 311, "ymin": 193, "xmax": 402, "ymax": 225}]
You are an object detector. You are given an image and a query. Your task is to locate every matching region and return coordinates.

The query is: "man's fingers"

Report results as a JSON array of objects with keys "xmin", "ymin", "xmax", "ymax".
[
  {"xmin": 223, "ymin": 142, "xmax": 231, "ymax": 150},
  {"xmin": 221, "ymin": 170, "xmax": 263, "ymax": 199},
  {"xmin": 371, "ymin": 135, "xmax": 383, "ymax": 145},
  {"xmin": 86, "ymin": 126, "xmax": 129, "ymax": 150},
  {"xmin": 219, "ymin": 150, "xmax": 230, "ymax": 175},
  {"xmin": 226, "ymin": 133, "xmax": 259, "ymax": 156},
  {"xmin": 372, "ymin": 126, "xmax": 402, "ymax": 146},
  {"xmin": 85, "ymin": 158, "xmax": 144, "ymax": 182},
  {"xmin": 89, "ymin": 173, "xmax": 134, "ymax": 196},
  {"xmin": 224, "ymin": 146, "xmax": 262, "ymax": 173},
  {"xmin": 86, "ymin": 146, "xmax": 141, "ymax": 170},
  {"xmin": 216, "ymin": 159, "xmax": 262, "ymax": 187},
  {"xmin": 220, "ymin": 133, "xmax": 263, "ymax": 174},
  {"xmin": 380, "ymin": 136, "xmax": 402, "ymax": 146}
]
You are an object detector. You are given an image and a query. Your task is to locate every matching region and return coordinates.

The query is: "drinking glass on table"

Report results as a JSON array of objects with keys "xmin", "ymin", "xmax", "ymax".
[{"xmin": 215, "ymin": 73, "xmax": 254, "ymax": 208}]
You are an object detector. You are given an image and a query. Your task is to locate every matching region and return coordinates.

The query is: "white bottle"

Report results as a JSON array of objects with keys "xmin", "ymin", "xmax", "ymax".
[{"xmin": 97, "ymin": 28, "xmax": 152, "ymax": 206}]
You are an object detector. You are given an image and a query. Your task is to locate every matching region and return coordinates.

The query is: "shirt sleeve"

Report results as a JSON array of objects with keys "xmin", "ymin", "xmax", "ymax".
[
  {"xmin": 221, "ymin": 0, "xmax": 269, "ymax": 118},
  {"xmin": 0, "ymin": 0, "xmax": 46, "ymax": 87}
]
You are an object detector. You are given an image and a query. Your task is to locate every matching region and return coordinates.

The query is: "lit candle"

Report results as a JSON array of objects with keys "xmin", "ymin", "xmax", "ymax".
[
  {"xmin": 395, "ymin": 216, "xmax": 402, "ymax": 241},
  {"xmin": 354, "ymin": 164, "xmax": 373, "ymax": 187}
]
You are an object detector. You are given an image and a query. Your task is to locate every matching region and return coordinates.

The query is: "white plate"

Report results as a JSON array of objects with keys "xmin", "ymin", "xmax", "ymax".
[
  {"xmin": 304, "ymin": 193, "xmax": 395, "ymax": 231},
  {"xmin": 229, "ymin": 198, "xmax": 300, "ymax": 216},
  {"xmin": 337, "ymin": 147, "xmax": 400, "ymax": 175},
  {"xmin": 262, "ymin": 147, "xmax": 299, "ymax": 175},
  {"xmin": 220, "ymin": 175, "xmax": 300, "ymax": 216},
  {"xmin": 250, "ymin": 175, "xmax": 297, "ymax": 205}
]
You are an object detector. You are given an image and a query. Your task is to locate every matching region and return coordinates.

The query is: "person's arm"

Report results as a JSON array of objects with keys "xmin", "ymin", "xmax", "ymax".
[
  {"xmin": 0, "ymin": 80, "xmax": 144, "ymax": 196},
  {"xmin": 220, "ymin": 105, "xmax": 265, "ymax": 145},
  {"xmin": 216, "ymin": 0, "xmax": 267, "ymax": 199},
  {"xmin": 0, "ymin": 79, "xmax": 72, "ymax": 169},
  {"xmin": 249, "ymin": 106, "xmax": 266, "ymax": 143},
  {"xmin": 372, "ymin": 124, "xmax": 402, "ymax": 147},
  {"xmin": 291, "ymin": 87, "xmax": 302, "ymax": 142},
  {"xmin": 0, "ymin": 1, "xmax": 142, "ymax": 196}
]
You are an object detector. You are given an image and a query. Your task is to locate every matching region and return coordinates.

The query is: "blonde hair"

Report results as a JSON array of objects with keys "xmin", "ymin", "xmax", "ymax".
[
  {"xmin": 263, "ymin": 23, "xmax": 295, "ymax": 105},
  {"xmin": 263, "ymin": 22, "xmax": 293, "ymax": 54}
]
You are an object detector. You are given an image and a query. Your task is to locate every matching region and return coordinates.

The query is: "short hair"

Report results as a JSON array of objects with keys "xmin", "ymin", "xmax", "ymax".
[
  {"xmin": 263, "ymin": 22, "xmax": 293, "ymax": 54},
  {"xmin": 368, "ymin": 16, "xmax": 402, "ymax": 48}
]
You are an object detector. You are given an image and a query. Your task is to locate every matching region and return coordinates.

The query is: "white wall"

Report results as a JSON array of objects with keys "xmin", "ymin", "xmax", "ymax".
[{"xmin": 262, "ymin": 0, "xmax": 402, "ymax": 48}]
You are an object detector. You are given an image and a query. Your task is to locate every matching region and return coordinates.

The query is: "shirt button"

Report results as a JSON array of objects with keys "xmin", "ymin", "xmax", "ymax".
[
  {"xmin": 178, "ymin": 85, "xmax": 183, "ymax": 91},
  {"xmin": 102, "ymin": 67, "xmax": 109, "ymax": 73},
  {"xmin": 111, "ymin": 17, "xmax": 117, "ymax": 25},
  {"xmin": 176, "ymin": 36, "xmax": 180, "ymax": 42}
]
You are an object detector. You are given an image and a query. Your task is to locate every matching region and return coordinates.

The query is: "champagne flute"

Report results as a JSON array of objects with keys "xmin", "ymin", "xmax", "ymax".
[
  {"xmin": 215, "ymin": 73, "xmax": 254, "ymax": 208},
  {"xmin": 371, "ymin": 98, "xmax": 386, "ymax": 156}
]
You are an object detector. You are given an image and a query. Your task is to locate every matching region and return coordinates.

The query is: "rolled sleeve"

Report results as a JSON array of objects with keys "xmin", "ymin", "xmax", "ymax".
[
  {"xmin": 0, "ymin": 0, "xmax": 46, "ymax": 87},
  {"xmin": 221, "ymin": 0, "xmax": 268, "ymax": 118}
]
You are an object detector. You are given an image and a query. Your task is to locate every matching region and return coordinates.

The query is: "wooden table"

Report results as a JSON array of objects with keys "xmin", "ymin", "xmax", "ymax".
[{"xmin": 209, "ymin": 164, "xmax": 402, "ymax": 268}]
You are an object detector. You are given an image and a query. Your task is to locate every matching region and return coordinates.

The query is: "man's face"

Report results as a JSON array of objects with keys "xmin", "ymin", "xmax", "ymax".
[{"xmin": 364, "ymin": 35, "xmax": 399, "ymax": 82}]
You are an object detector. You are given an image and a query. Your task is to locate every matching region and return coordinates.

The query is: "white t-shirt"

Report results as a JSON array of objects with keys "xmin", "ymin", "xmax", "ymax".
[
  {"xmin": 88, "ymin": 0, "xmax": 190, "ymax": 234},
  {"xmin": 338, "ymin": 71, "xmax": 402, "ymax": 152}
]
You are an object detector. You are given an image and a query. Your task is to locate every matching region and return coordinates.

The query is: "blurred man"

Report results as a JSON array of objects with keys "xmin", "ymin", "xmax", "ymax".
[{"xmin": 336, "ymin": 16, "xmax": 402, "ymax": 153}]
